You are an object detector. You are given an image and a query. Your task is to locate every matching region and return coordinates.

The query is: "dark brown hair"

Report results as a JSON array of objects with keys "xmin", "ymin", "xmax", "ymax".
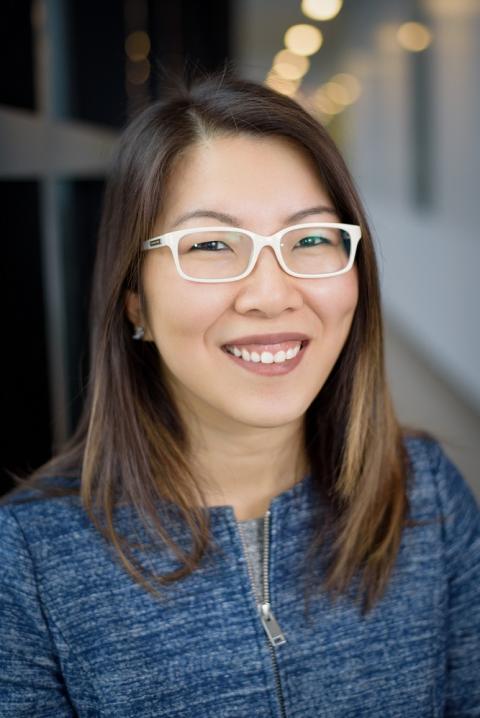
[{"xmin": 7, "ymin": 74, "xmax": 409, "ymax": 614}]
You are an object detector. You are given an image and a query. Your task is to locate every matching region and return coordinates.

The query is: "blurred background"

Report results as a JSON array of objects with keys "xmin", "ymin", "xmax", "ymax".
[{"xmin": 1, "ymin": 0, "xmax": 479, "ymax": 498}]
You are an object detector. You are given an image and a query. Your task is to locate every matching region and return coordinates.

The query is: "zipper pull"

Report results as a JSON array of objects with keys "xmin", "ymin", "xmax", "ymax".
[{"xmin": 260, "ymin": 603, "xmax": 287, "ymax": 647}]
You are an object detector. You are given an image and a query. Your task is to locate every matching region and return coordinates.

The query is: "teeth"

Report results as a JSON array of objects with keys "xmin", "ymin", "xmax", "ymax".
[{"xmin": 226, "ymin": 342, "xmax": 302, "ymax": 364}]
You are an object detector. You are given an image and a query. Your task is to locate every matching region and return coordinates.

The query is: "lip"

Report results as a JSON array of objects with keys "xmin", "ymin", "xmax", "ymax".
[
  {"xmin": 222, "ymin": 332, "xmax": 310, "ymax": 346},
  {"xmin": 222, "ymin": 339, "xmax": 309, "ymax": 376}
]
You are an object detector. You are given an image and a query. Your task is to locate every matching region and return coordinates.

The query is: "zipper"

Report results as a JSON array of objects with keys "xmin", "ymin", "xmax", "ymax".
[{"xmin": 237, "ymin": 509, "xmax": 288, "ymax": 718}]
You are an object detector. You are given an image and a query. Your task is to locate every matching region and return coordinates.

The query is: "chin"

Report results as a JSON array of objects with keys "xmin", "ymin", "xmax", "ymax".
[{"xmin": 225, "ymin": 400, "xmax": 311, "ymax": 430}]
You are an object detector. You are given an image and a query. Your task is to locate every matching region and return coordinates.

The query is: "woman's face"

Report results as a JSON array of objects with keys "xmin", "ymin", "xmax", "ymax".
[{"xmin": 128, "ymin": 134, "xmax": 358, "ymax": 431}]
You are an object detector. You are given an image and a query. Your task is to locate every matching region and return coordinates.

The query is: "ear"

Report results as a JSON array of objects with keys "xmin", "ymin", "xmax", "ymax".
[
  {"xmin": 125, "ymin": 291, "xmax": 153, "ymax": 341},
  {"xmin": 125, "ymin": 290, "xmax": 143, "ymax": 327}
]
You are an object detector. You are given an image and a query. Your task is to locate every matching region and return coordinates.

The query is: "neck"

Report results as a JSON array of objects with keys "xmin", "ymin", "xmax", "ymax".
[{"xmin": 186, "ymin": 412, "xmax": 308, "ymax": 521}]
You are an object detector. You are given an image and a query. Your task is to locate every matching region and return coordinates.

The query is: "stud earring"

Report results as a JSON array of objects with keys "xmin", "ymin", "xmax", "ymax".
[{"xmin": 132, "ymin": 326, "xmax": 144, "ymax": 340}]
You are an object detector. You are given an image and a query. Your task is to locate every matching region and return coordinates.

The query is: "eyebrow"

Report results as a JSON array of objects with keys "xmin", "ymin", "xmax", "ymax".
[{"xmin": 170, "ymin": 205, "xmax": 337, "ymax": 229}]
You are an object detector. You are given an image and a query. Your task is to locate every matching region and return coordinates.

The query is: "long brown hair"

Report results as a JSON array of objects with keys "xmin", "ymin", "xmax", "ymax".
[{"xmin": 7, "ymin": 74, "xmax": 409, "ymax": 614}]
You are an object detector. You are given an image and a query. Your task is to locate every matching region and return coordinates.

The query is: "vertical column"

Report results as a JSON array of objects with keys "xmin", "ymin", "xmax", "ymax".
[
  {"xmin": 32, "ymin": 0, "xmax": 71, "ymax": 447},
  {"xmin": 425, "ymin": 0, "xmax": 480, "ymax": 222}
]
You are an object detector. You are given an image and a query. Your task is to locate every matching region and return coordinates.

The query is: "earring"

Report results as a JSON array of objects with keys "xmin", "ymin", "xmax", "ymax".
[{"xmin": 132, "ymin": 325, "xmax": 144, "ymax": 340}]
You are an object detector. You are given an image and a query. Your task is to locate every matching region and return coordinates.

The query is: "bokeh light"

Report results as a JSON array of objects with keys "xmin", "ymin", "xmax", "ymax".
[
  {"xmin": 284, "ymin": 24, "xmax": 323, "ymax": 56},
  {"xmin": 301, "ymin": 0, "xmax": 343, "ymax": 21},
  {"xmin": 126, "ymin": 58, "xmax": 151, "ymax": 85},
  {"xmin": 273, "ymin": 50, "xmax": 310, "ymax": 80},
  {"xmin": 330, "ymin": 73, "xmax": 362, "ymax": 104},
  {"xmin": 323, "ymin": 81, "xmax": 350, "ymax": 106},
  {"xmin": 312, "ymin": 88, "xmax": 343, "ymax": 115},
  {"xmin": 125, "ymin": 31, "xmax": 151, "ymax": 61},
  {"xmin": 397, "ymin": 22, "xmax": 432, "ymax": 52},
  {"xmin": 265, "ymin": 72, "xmax": 300, "ymax": 96}
]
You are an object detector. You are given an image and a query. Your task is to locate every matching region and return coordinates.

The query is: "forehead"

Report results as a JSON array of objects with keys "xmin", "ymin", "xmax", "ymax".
[{"xmin": 157, "ymin": 134, "xmax": 337, "ymax": 231}]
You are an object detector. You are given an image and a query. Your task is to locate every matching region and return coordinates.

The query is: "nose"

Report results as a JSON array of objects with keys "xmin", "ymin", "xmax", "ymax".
[{"xmin": 233, "ymin": 246, "xmax": 304, "ymax": 317}]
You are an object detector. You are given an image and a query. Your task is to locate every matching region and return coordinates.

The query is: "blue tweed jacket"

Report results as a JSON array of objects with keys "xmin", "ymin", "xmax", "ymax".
[{"xmin": 0, "ymin": 438, "xmax": 479, "ymax": 717}]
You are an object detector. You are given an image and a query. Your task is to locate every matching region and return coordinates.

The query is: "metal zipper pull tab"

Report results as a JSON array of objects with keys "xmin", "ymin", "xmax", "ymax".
[{"xmin": 260, "ymin": 602, "xmax": 287, "ymax": 647}]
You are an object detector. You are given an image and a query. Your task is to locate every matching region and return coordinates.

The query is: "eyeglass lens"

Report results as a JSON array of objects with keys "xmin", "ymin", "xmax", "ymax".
[{"xmin": 178, "ymin": 226, "xmax": 353, "ymax": 279}]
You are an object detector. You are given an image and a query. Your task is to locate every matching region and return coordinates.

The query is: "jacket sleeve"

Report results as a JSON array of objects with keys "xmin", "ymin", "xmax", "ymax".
[
  {"xmin": 434, "ymin": 447, "xmax": 480, "ymax": 715},
  {"xmin": 0, "ymin": 506, "xmax": 75, "ymax": 717}
]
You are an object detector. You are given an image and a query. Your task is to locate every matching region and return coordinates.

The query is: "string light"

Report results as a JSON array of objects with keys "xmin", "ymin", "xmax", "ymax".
[
  {"xmin": 126, "ymin": 58, "xmax": 151, "ymax": 85},
  {"xmin": 273, "ymin": 50, "xmax": 310, "ymax": 80},
  {"xmin": 284, "ymin": 24, "xmax": 323, "ymax": 56},
  {"xmin": 301, "ymin": 0, "xmax": 343, "ymax": 21},
  {"xmin": 330, "ymin": 73, "xmax": 362, "ymax": 104},
  {"xmin": 125, "ymin": 31, "xmax": 151, "ymax": 61},
  {"xmin": 265, "ymin": 73, "xmax": 300, "ymax": 96},
  {"xmin": 312, "ymin": 88, "xmax": 343, "ymax": 115},
  {"xmin": 397, "ymin": 22, "xmax": 432, "ymax": 52}
]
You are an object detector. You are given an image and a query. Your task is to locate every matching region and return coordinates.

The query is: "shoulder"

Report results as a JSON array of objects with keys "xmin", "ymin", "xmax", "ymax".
[
  {"xmin": 0, "ymin": 483, "xmax": 83, "ymax": 626},
  {"xmin": 0, "ymin": 478, "xmax": 136, "ymax": 616},
  {"xmin": 403, "ymin": 435, "xmax": 480, "ymax": 564},
  {"xmin": 403, "ymin": 433, "xmax": 460, "ymax": 476},
  {"xmin": 404, "ymin": 434, "xmax": 478, "ymax": 508},
  {"xmin": 0, "ymin": 477, "xmax": 103, "ymax": 575},
  {"xmin": 1, "ymin": 476, "xmax": 86, "ymax": 534}
]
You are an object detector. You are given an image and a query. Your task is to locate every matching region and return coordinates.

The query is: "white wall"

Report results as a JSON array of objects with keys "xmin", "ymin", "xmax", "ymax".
[{"xmin": 345, "ymin": 1, "xmax": 480, "ymax": 411}]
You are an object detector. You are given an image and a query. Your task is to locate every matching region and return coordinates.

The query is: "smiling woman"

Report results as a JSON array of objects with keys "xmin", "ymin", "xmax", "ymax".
[
  {"xmin": 1, "ymin": 74, "xmax": 479, "ymax": 716},
  {"xmin": 126, "ymin": 134, "xmax": 360, "ymax": 476}
]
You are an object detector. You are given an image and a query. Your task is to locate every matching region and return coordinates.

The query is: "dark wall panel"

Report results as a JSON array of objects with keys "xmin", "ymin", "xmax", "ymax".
[
  {"xmin": 67, "ymin": 0, "xmax": 127, "ymax": 127},
  {"xmin": 63, "ymin": 179, "xmax": 104, "ymax": 430},
  {"xmin": 0, "ymin": 0, "xmax": 35, "ymax": 109},
  {"xmin": 1, "ymin": 182, "xmax": 52, "ymax": 491}
]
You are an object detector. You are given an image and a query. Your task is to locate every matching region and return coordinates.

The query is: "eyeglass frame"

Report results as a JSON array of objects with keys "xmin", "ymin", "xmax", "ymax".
[{"xmin": 142, "ymin": 222, "xmax": 362, "ymax": 283}]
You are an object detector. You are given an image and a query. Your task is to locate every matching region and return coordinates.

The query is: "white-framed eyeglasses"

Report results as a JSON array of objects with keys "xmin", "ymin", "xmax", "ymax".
[{"xmin": 142, "ymin": 222, "xmax": 361, "ymax": 283}]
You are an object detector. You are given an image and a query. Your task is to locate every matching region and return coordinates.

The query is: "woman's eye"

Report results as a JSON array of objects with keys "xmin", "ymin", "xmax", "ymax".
[
  {"xmin": 295, "ymin": 235, "xmax": 330, "ymax": 247},
  {"xmin": 190, "ymin": 240, "xmax": 229, "ymax": 251}
]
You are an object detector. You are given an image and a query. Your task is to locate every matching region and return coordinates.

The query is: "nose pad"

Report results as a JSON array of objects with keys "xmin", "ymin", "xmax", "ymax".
[
  {"xmin": 250, "ymin": 245, "xmax": 284, "ymax": 277},
  {"xmin": 234, "ymin": 243, "xmax": 303, "ymax": 316}
]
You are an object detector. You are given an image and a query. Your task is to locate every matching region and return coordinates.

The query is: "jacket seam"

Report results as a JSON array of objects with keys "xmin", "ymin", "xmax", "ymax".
[{"xmin": 8, "ymin": 505, "xmax": 102, "ymax": 712}]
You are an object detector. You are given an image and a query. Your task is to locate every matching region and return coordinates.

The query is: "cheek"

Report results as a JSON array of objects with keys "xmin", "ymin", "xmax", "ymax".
[
  {"xmin": 142, "ymin": 259, "xmax": 233, "ymax": 345},
  {"xmin": 306, "ymin": 270, "xmax": 359, "ymax": 329}
]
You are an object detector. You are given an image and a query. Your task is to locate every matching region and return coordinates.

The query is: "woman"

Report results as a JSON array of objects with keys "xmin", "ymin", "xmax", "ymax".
[{"xmin": 1, "ymin": 75, "xmax": 479, "ymax": 716}]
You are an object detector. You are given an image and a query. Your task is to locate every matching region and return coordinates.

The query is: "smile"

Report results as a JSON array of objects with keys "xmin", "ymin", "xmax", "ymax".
[{"xmin": 225, "ymin": 341, "xmax": 303, "ymax": 364}]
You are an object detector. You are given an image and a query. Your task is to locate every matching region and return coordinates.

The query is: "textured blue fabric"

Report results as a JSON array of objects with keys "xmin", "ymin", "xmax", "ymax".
[{"xmin": 0, "ymin": 438, "xmax": 479, "ymax": 717}]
